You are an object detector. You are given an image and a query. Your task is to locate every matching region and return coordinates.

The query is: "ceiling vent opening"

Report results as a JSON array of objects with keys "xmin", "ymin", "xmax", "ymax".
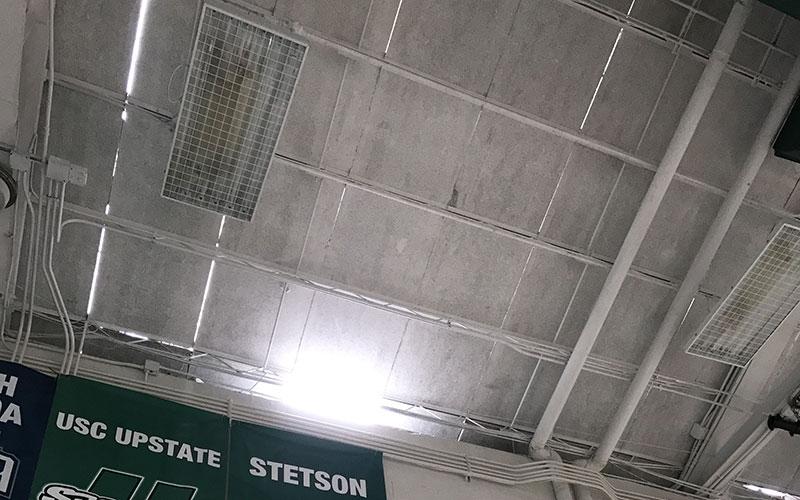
[
  {"xmin": 687, "ymin": 223, "xmax": 800, "ymax": 367},
  {"xmin": 163, "ymin": 4, "xmax": 307, "ymax": 221}
]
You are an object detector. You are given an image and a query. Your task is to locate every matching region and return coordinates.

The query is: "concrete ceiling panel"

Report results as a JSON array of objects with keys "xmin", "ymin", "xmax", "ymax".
[
  {"xmin": 295, "ymin": 179, "xmax": 345, "ymax": 275},
  {"xmin": 589, "ymin": 165, "xmax": 652, "ymax": 259},
  {"xmin": 385, "ymin": 0, "xmax": 519, "ymax": 95},
  {"xmin": 294, "ymin": 291, "xmax": 408, "ymax": 386},
  {"xmin": 453, "ymin": 111, "xmax": 571, "ymax": 233},
  {"xmin": 385, "ymin": 320, "xmax": 493, "ymax": 411},
  {"xmin": 274, "ymin": 0, "xmax": 373, "ymax": 46},
  {"xmin": 17, "ymin": 220, "xmax": 100, "ymax": 317},
  {"xmin": 636, "ymin": 54, "xmax": 704, "ymax": 164},
  {"xmin": 762, "ymin": 50, "xmax": 796, "ymax": 83},
  {"xmin": 744, "ymin": 1, "xmax": 785, "ymax": 42},
  {"xmin": 678, "ymin": 75, "xmax": 774, "ymax": 192},
  {"xmin": 595, "ymin": 0, "xmax": 635, "ymax": 12},
  {"xmin": 702, "ymin": 205, "xmax": 780, "ymax": 297},
  {"xmin": 776, "ymin": 16, "xmax": 800, "ymax": 56},
  {"xmin": 320, "ymin": 61, "xmax": 381, "ymax": 174},
  {"xmin": 345, "ymin": 70, "xmax": 481, "ymax": 204},
  {"xmin": 502, "ymin": 249, "xmax": 586, "ymax": 342},
  {"xmin": 467, "ymin": 345, "xmax": 540, "ymax": 423},
  {"xmin": 635, "ymin": 181, "xmax": 723, "ymax": 279},
  {"xmin": 517, "ymin": 364, "xmax": 627, "ymax": 444},
  {"xmin": 417, "ymin": 221, "xmax": 531, "ymax": 326},
  {"xmin": 264, "ymin": 283, "xmax": 315, "ymax": 372},
  {"xmin": 488, "ymin": 0, "xmax": 620, "ymax": 128},
  {"xmin": 54, "ymin": 0, "xmax": 138, "ymax": 92},
  {"xmin": 731, "ymin": 36, "xmax": 769, "ymax": 74},
  {"xmin": 276, "ymin": 45, "xmax": 348, "ymax": 165},
  {"xmin": 592, "ymin": 276, "xmax": 674, "ymax": 364},
  {"xmin": 551, "ymin": 265, "xmax": 610, "ymax": 350},
  {"xmin": 301, "ymin": 187, "xmax": 444, "ymax": 306},
  {"xmin": 358, "ymin": 0, "xmax": 402, "ymax": 54},
  {"xmin": 622, "ymin": 390, "xmax": 709, "ymax": 465},
  {"xmin": 553, "ymin": 372, "xmax": 629, "ymax": 444},
  {"xmin": 630, "ymin": 0, "xmax": 689, "ymax": 36},
  {"xmin": 112, "ymin": 107, "xmax": 222, "ymax": 242},
  {"xmin": 582, "ymin": 32, "xmax": 677, "ymax": 152},
  {"xmin": 47, "ymin": 86, "xmax": 121, "ymax": 212},
  {"xmin": 194, "ymin": 263, "xmax": 285, "ymax": 365},
  {"xmin": 748, "ymin": 155, "xmax": 800, "ymax": 211},
  {"xmin": 741, "ymin": 436, "xmax": 800, "ymax": 493},
  {"xmin": 685, "ymin": 12, "xmax": 723, "ymax": 54},
  {"xmin": 657, "ymin": 292, "xmax": 728, "ymax": 388},
  {"xmin": 541, "ymin": 147, "xmax": 624, "ymax": 251},
  {"xmin": 130, "ymin": 0, "xmax": 197, "ymax": 114},
  {"xmin": 219, "ymin": 159, "xmax": 321, "ymax": 269},
  {"xmin": 92, "ymin": 232, "xmax": 209, "ymax": 345}
]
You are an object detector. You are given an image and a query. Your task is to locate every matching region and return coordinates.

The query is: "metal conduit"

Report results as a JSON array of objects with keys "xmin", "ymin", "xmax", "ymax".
[
  {"xmin": 529, "ymin": 0, "xmax": 753, "ymax": 455},
  {"xmin": 587, "ymin": 54, "xmax": 800, "ymax": 471}
]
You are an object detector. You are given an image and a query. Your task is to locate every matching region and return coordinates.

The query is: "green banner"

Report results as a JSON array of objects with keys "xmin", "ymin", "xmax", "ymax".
[
  {"xmin": 29, "ymin": 377, "xmax": 227, "ymax": 500},
  {"xmin": 229, "ymin": 420, "xmax": 386, "ymax": 499}
]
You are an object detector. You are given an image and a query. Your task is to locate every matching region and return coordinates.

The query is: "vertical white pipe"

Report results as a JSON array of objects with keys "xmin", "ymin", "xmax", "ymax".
[
  {"xmin": 530, "ymin": 0, "xmax": 753, "ymax": 454},
  {"xmin": 588, "ymin": 53, "xmax": 800, "ymax": 471}
]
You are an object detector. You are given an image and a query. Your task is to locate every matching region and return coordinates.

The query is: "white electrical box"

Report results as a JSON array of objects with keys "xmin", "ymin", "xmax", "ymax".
[{"xmin": 46, "ymin": 156, "xmax": 88, "ymax": 186}]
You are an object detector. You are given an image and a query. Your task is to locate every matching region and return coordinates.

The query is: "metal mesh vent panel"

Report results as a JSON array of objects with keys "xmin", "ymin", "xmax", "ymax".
[
  {"xmin": 687, "ymin": 224, "xmax": 800, "ymax": 366},
  {"xmin": 163, "ymin": 6, "xmax": 306, "ymax": 221}
]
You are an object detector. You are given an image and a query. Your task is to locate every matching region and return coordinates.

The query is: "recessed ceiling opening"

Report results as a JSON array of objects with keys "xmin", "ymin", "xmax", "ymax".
[
  {"xmin": 687, "ymin": 224, "xmax": 800, "ymax": 367},
  {"xmin": 163, "ymin": 5, "xmax": 307, "ymax": 221}
]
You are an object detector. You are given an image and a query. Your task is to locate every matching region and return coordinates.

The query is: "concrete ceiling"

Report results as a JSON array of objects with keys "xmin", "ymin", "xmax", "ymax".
[{"xmin": 19, "ymin": 0, "xmax": 800, "ymax": 491}]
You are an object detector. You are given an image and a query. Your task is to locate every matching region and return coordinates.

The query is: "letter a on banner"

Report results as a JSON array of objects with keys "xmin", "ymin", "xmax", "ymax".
[{"xmin": 0, "ymin": 361, "xmax": 55, "ymax": 500}]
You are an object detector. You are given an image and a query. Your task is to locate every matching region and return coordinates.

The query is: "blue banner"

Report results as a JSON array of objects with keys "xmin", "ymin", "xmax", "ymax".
[{"xmin": 0, "ymin": 362, "xmax": 55, "ymax": 500}]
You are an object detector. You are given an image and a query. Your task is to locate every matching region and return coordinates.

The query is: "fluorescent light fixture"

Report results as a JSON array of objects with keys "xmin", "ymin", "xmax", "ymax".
[
  {"xmin": 743, "ymin": 483, "xmax": 799, "ymax": 499},
  {"xmin": 125, "ymin": 0, "xmax": 152, "ymax": 95},
  {"xmin": 688, "ymin": 224, "xmax": 800, "ymax": 366},
  {"xmin": 279, "ymin": 354, "xmax": 384, "ymax": 425},
  {"xmin": 163, "ymin": 5, "xmax": 307, "ymax": 221}
]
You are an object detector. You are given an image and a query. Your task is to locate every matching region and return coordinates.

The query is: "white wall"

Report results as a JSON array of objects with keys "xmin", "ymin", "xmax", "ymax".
[{"xmin": 384, "ymin": 459, "xmax": 554, "ymax": 500}]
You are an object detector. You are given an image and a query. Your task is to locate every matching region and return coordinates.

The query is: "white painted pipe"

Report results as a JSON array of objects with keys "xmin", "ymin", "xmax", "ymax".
[
  {"xmin": 588, "ymin": 51, "xmax": 800, "ymax": 471},
  {"xmin": 529, "ymin": 0, "xmax": 753, "ymax": 454}
]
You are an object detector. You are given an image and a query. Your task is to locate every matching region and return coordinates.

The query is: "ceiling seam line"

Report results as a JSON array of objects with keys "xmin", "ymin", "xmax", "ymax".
[
  {"xmin": 54, "ymin": 207, "xmax": 736, "ymax": 405},
  {"xmin": 291, "ymin": 28, "xmax": 795, "ymax": 221},
  {"xmin": 500, "ymin": 247, "xmax": 535, "ymax": 330},
  {"xmin": 556, "ymin": 0, "xmax": 787, "ymax": 89},
  {"xmin": 537, "ymin": 144, "xmax": 575, "ymax": 236},
  {"xmin": 275, "ymin": 152, "xmax": 723, "ymax": 298},
  {"xmin": 481, "ymin": 0, "xmax": 523, "ymax": 99},
  {"xmin": 50, "ymin": 59, "xmax": 796, "ymax": 223},
  {"xmin": 382, "ymin": 319, "xmax": 409, "ymax": 395},
  {"xmin": 509, "ymin": 262, "xmax": 591, "ymax": 429}
]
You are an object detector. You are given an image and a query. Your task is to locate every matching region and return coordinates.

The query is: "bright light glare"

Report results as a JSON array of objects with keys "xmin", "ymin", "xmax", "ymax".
[
  {"xmin": 126, "ymin": 0, "xmax": 152, "ymax": 95},
  {"xmin": 280, "ymin": 355, "xmax": 384, "ymax": 425},
  {"xmin": 744, "ymin": 484, "xmax": 799, "ymax": 499}
]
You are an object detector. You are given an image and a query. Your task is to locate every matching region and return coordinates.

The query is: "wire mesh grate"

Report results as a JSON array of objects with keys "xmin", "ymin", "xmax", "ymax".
[
  {"xmin": 687, "ymin": 224, "xmax": 800, "ymax": 367},
  {"xmin": 163, "ymin": 5, "xmax": 306, "ymax": 221}
]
